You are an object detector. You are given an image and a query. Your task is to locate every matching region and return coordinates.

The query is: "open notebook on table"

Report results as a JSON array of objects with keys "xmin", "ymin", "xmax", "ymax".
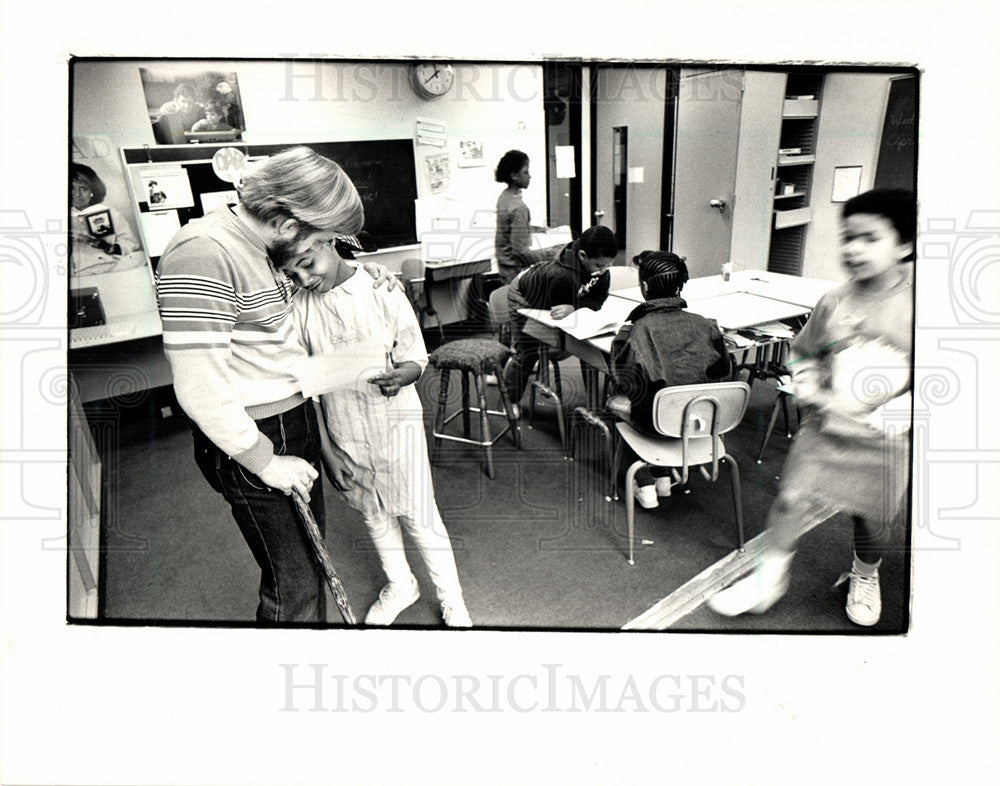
[{"xmin": 556, "ymin": 297, "xmax": 637, "ymax": 341}]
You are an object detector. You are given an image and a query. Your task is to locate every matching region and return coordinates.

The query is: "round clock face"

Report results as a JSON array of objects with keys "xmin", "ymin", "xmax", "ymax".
[{"xmin": 411, "ymin": 63, "xmax": 454, "ymax": 99}]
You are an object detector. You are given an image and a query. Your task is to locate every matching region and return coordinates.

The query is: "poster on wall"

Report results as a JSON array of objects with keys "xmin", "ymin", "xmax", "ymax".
[
  {"xmin": 424, "ymin": 152, "xmax": 451, "ymax": 194},
  {"xmin": 70, "ymin": 135, "xmax": 148, "ymax": 281},
  {"xmin": 139, "ymin": 66, "xmax": 246, "ymax": 145},
  {"xmin": 457, "ymin": 139, "xmax": 485, "ymax": 167}
]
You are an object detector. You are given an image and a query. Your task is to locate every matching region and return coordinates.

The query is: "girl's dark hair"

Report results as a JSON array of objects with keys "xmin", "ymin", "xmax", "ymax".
[
  {"xmin": 842, "ymin": 188, "xmax": 916, "ymax": 261},
  {"xmin": 578, "ymin": 225, "xmax": 618, "ymax": 259},
  {"xmin": 70, "ymin": 163, "xmax": 107, "ymax": 204},
  {"xmin": 634, "ymin": 250, "xmax": 688, "ymax": 298},
  {"xmin": 495, "ymin": 149, "xmax": 529, "ymax": 185}
]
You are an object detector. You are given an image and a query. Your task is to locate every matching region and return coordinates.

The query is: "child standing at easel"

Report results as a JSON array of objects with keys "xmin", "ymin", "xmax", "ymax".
[{"xmin": 286, "ymin": 237, "xmax": 472, "ymax": 627}]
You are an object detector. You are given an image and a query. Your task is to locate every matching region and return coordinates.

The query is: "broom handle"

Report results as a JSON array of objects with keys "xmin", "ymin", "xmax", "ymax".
[{"xmin": 291, "ymin": 488, "xmax": 357, "ymax": 625}]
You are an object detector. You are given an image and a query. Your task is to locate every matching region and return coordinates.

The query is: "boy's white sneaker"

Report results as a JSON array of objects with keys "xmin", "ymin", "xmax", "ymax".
[
  {"xmin": 365, "ymin": 577, "xmax": 420, "ymax": 626},
  {"xmin": 441, "ymin": 599, "xmax": 473, "ymax": 628},
  {"xmin": 836, "ymin": 568, "xmax": 881, "ymax": 626},
  {"xmin": 708, "ymin": 550, "xmax": 792, "ymax": 616},
  {"xmin": 654, "ymin": 477, "xmax": 673, "ymax": 497},
  {"xmin": 635, "ymin": 484, "xmax": 658, "ymax": 509}
]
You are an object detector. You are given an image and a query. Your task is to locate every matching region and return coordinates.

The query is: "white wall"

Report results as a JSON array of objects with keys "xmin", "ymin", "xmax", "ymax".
[
  {"xmin": 593, "ymin": 66, "xmax": 667, "ymax": 262},
  {"xmin": 803, "ymin": 72, "xmax": 897, "ymax": 281},
  {"xmin": 72, "ymin": 60, "xmax": 548, "ymax": 273}
]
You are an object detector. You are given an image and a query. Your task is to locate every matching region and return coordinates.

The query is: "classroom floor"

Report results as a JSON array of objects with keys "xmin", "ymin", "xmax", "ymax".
[{"xmin": 84, "ymin": 324, "xmax": 910, "ymax": 635}]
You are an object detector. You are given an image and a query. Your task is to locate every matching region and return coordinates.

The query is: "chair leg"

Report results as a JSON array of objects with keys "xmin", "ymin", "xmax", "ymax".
[
  {"xmin": 461, "ymin": 372, "xmax": 471, "ymax": 438},
  {"xmin": 780, "ymin": 390, "xmax": 792, "ymax": 438},
  {"xmin": 723, "ymin": 454, "xmax": 746, "ymax": 552},
  {"xmin": 756, "ymin": 394, "xmax": 783, "ymax": 463},
  {"xmin": 623, "ymin": 460, "xmax": 645, "ymax": 565},
  {"xmin": 610, "ymin": 433, "xmax": 623, "ymax": 502},
  {"xmin": 493, "ymin": 364, "xmax": 521, "ymax": 449},
  {"xmin": 431, "ymin": 369, "xmax": 451, "ymax": 464},
  {"xmin": 475, "ymin": 373, "xmax": 495, "ymax": 479}
]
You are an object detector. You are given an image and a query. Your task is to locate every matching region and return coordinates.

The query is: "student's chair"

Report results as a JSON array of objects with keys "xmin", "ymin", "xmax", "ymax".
[
  {"xmin": 488, "ymin": 285, "xmax": 513, "ymax": 347},
  {"xmin": 611, "ymin": 381, "xmax": 750, "ymax": 565},
  {"xmin": 428, "ymin": 338, "xmax": 521, "ymax": 479},
  {"xmin": 756, "ymin": 378, "xmax": 799, "ymax": 463},
  {"xmin": 488, "ymin": 285, "xmax": 569, "ymax": 451},
  {"xmin": 401, "ymin": 258, "xmax": 445, "ymax": 345},
  {"xmin": 607, "ymin": 263, "xmax": 639, "ymax": 292}
]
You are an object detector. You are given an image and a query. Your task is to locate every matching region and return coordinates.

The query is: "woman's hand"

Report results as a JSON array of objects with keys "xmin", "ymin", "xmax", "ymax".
[
  {"xmin": 256, "ymin": 454, "xmax": 318, "ymax": 501},
  {"xmin": 361, "ymin": 262, "xmax": 401, "ymax": 292},
  {"xmin": 550, "ymin": 304, "xmax": 575, "ymax": 320}
]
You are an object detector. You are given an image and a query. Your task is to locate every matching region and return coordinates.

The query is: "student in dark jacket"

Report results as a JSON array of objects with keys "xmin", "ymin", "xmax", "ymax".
[
  {"xmin": 504, "ymin": 225, "xmax": 619, "ymax": 408},
  {"xmin": 609, "ymin": 251, "xmax": 730, "ymax": 507}
]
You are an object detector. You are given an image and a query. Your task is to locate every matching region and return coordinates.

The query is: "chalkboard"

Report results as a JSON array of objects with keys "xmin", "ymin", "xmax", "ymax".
[
  {"xmin": 874, "ymin": 75, "xmax": 917, "ymax": 193},
  {"xmin": 123, "ymin": 138, "xmax": 418, "ymax": 260}
]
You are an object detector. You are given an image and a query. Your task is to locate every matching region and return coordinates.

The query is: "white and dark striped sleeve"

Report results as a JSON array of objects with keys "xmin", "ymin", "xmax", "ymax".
[{"xmin": 156, "ymin": 238, "xmax": 274, "ymax": 471}]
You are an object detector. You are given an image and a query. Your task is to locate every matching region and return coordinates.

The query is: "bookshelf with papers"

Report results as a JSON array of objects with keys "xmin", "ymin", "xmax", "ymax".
[{"xmin": 769, "ymin": 72, "xmax": 824, "ymax": 276}]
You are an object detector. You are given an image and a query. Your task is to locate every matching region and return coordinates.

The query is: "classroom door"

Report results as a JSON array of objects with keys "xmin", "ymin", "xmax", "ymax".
[{"xmin": 670, "ymin": 69, "xmax": 744, "ymax": 279}]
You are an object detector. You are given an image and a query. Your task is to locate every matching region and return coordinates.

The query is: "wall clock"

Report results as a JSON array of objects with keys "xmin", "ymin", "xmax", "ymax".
[{"xmin": 409, "ymin": 63, "xmax": 455, "ymax": 100}]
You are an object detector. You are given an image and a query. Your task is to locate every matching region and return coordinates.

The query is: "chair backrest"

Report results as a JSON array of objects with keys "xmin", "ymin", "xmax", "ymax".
[
  {"xmin": 607, "ymin": 264, "xmax": 639, "ymax": 292},
  {"xmin": 651, "ymin": 381, "xmax": 751, "ymax": 439},
  {"xmin": 488, "ymin": 284, "xmax": 511, "ymax": 332},
  {"xmin": 400, "ymin": 257, "xmax": 425, "ymax": 283}
]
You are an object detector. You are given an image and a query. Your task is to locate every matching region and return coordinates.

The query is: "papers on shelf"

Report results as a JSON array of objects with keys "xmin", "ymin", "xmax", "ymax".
[{"xmin": 750, "ymin": 321, "xmax": 796, "ymax": 339}]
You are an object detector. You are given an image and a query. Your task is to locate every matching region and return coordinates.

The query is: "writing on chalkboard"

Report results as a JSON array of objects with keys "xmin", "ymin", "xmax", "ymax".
[{"xmin": 874, "ymin": 75, "xmax": 917, "ymax": 192}]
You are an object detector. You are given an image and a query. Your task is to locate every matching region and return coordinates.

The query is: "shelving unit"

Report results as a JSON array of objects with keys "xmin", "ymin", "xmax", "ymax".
[{"xmin": 768, "ymin": 72, "xmax": 824, "ymax": 275}]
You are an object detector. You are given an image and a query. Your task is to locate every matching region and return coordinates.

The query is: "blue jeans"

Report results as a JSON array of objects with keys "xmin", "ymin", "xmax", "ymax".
[{"xmin": 192, "ymin": 402, "xmax": 327, "ymax": 624}]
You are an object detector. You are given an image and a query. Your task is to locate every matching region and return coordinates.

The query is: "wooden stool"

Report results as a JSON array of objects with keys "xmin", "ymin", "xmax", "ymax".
[{"xmin": 428, "ymin": 339, "xmax": 521, "ymax": 478}]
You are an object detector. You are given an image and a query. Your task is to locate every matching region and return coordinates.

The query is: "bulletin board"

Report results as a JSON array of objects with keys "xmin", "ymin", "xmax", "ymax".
[{"xmin": 122, "ymin": 139, "xmax": 419, "ymax": 266}]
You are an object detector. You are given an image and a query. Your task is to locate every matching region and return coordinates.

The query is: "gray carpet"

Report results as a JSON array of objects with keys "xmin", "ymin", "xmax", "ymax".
[{"xmin": 90, "ymin": 341, "xmax": 910, "ymax": 634}]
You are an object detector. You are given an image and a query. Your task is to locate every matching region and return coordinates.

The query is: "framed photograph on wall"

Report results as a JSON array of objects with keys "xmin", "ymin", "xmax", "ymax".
[{"xmin": 140, "ymin": 66, "xmax": 246, "ymax": 145}]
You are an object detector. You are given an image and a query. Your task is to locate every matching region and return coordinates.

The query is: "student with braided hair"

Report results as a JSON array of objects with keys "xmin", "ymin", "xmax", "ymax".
[{"xmin": 608, "ymin": 251, "xmax": 730, "ymax": 508}]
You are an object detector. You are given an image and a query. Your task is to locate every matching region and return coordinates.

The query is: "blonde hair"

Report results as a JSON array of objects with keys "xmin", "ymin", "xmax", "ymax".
[{"xmin": 238, "ymin": 146, "xmax": 365, "ymax": 236}]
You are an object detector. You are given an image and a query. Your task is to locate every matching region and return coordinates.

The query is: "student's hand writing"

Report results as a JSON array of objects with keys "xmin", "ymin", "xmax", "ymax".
[
  {"xmin": 257, "ymin": 455, "xmax": 318, "ymax": 501},
  {"xmin": 362, "ymin": 262, "xmax": 401, "ymax": 292},
  {"xmin": 550, "ymin": 304, "xmax": 575, "ymax": 320}
]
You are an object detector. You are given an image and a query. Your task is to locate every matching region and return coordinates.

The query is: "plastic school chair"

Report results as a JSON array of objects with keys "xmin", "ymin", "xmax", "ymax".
[{"xmin": 611, "ymin": 381, "xmax": 750, "ymax": 565}]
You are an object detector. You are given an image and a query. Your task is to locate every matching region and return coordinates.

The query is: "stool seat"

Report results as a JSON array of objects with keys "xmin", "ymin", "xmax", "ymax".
[
  {"xmin": 428, "ymin": 339, "xmax": 520, "ymax": 478},
  {"xmin": 429, "ymin": 338, "xmax": 513, "ymax": 373}
]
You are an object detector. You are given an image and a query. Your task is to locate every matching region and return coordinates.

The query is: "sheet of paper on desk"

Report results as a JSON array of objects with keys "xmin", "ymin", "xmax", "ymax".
[
  {"xmin": 295, "ymin": 338, "xmax": 386, "ymax": 398},
  {"xmin": 560, "ymin": 299, "xmax": 634, "ymax": 340}
]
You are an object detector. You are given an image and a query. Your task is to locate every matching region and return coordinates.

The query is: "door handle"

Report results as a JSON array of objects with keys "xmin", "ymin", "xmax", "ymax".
[
  {"xmin": 709, "ymin": 199, "xmax": 726, "ymax": 211},
  {"xmin": 593, "ymin": 210, "xmax": 606, "ymax": 224}
]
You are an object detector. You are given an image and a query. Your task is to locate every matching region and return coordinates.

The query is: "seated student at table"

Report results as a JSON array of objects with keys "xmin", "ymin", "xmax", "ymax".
[
  {"xmin": 504, "ymin": 225, "xmax": 619, "ymax": 411},
  {"xmin": 608, "ymin": 251, "xmax": 730, "ymax": 508}
]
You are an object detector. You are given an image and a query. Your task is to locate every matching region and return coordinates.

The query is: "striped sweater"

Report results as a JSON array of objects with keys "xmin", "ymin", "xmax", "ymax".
[{"xmin": 156, "ymin": 207, "xmax": 306, "ymax": 473}]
